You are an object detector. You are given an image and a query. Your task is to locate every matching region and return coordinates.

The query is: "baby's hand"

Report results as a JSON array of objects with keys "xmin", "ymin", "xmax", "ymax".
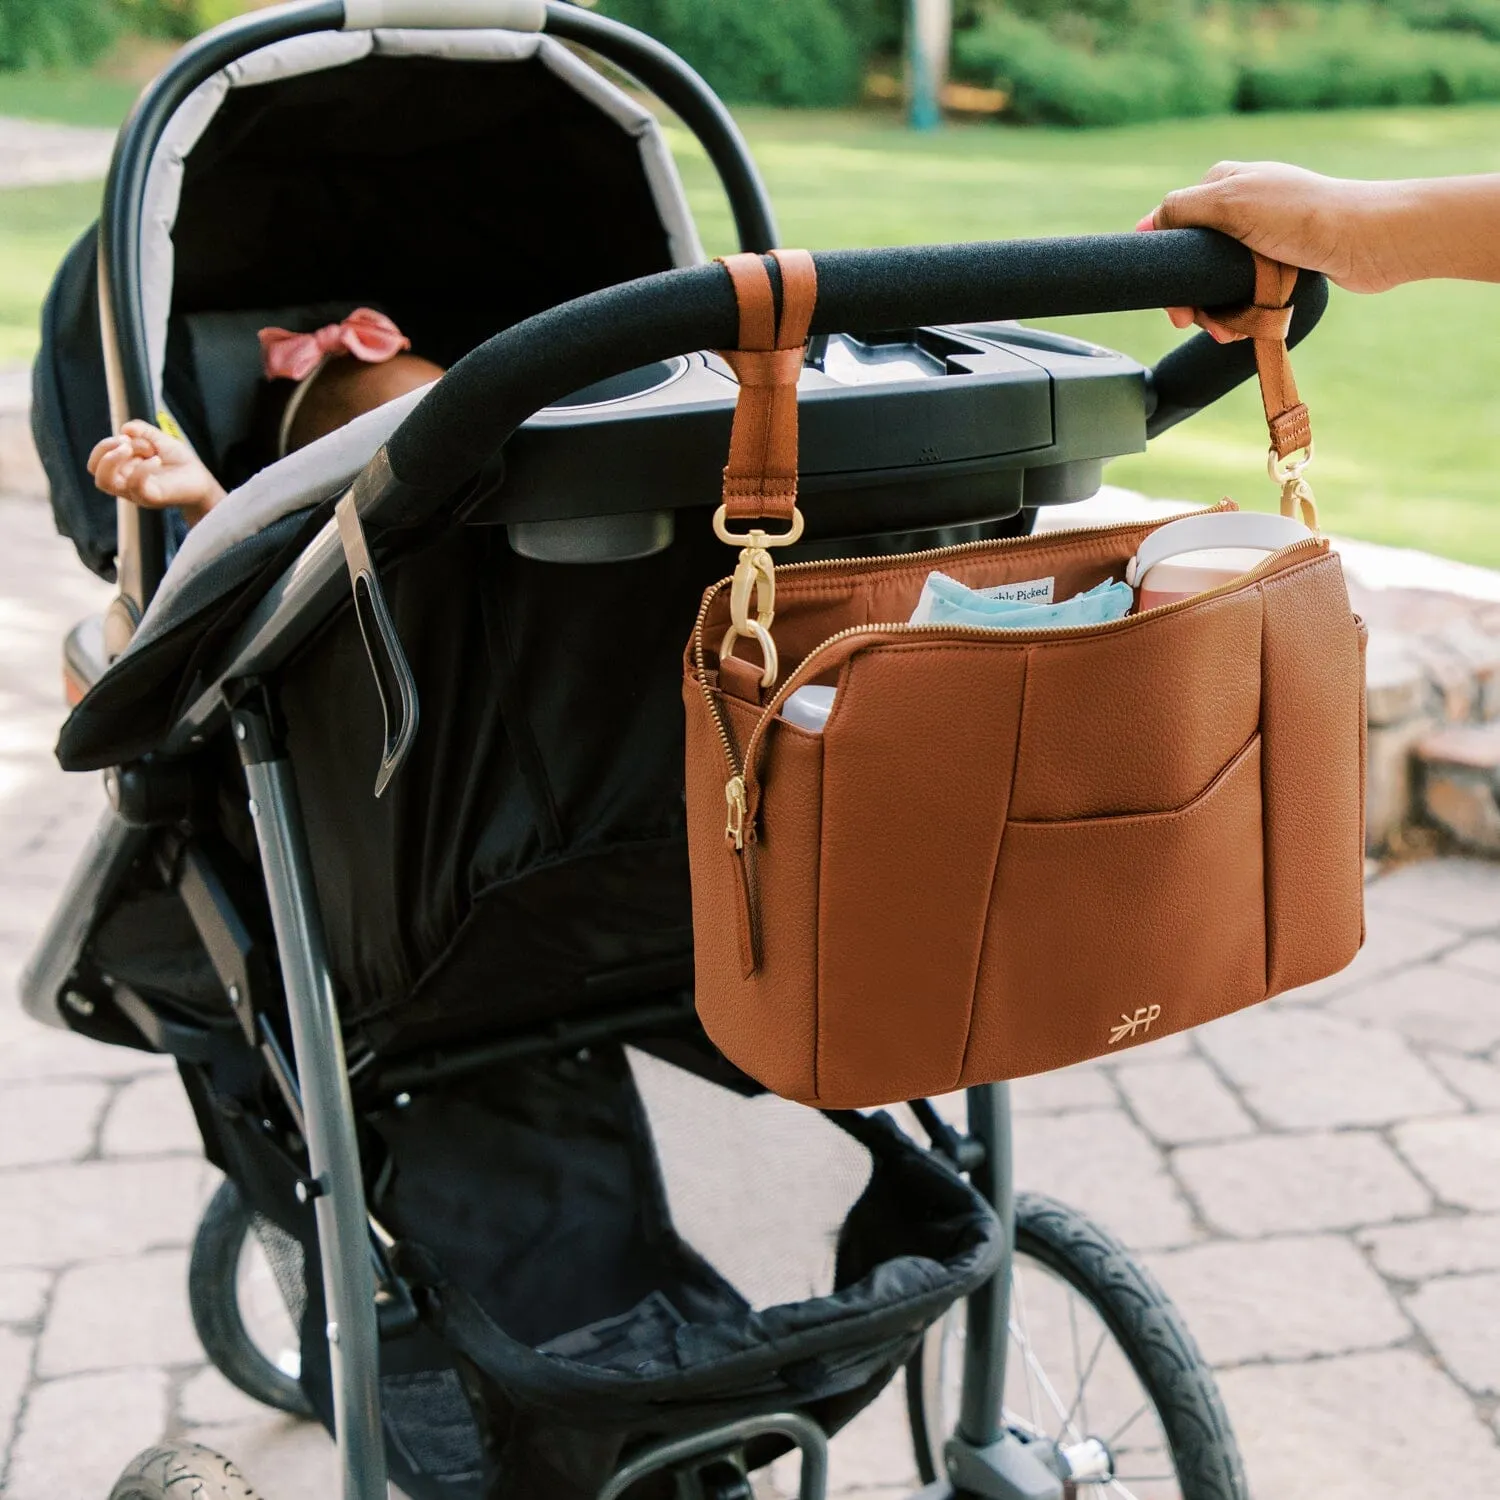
[{"xmin": 86, "ymin": 419, "xmax": 226, "ymax": 526}]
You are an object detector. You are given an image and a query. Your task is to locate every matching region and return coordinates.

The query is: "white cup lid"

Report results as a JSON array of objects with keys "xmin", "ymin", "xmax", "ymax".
[{"xmin": 1126, "ymin": 512, "xmax": 1313, "ymax": 588}]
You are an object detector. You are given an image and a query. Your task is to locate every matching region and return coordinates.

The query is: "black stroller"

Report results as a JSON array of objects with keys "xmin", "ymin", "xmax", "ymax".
[{"xmin": 21, "ymin": 2, "xmax": 1328, "ymax": 1496}]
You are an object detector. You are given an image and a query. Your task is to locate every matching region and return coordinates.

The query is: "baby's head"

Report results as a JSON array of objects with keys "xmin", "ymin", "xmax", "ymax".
[
  {"xmin": 258, "ymin": 308, "xmax": 443, "ymax": 458},
  {"xmin": 284, "ymin": 351, "xmax": 444, "ymax": 452}
]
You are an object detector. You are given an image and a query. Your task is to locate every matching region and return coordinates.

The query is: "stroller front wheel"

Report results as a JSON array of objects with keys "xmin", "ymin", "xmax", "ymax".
[
  {"xmin": 189, "ymin": 1180, "xmax": 314, "ymax": 1420},
  {"xmin": 907, "ymin": 1191, "xmax": 1247, "ymax": 1500},
  {"xmin": 109, "ymin": 1444, "xmax": 262, "ymax": 1499}
]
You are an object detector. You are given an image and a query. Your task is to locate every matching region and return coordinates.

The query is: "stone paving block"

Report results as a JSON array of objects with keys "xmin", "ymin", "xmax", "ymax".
[
  {"xmin": 0, "ymin": 1157, "xmax": 212, "ymax": 1268},
  {"xmin": 1363, "ymin": 855, "xmax": 1500, "ymax": 932},
  {"xmin": 0, "ymin": 996, "xmax": 174, "ymax": 1085},
  {"xmin": 1195, "ymin": 1008, "xmax": 1459, "ymax": 1128},
  {"xmin": 1406, "ymin": 1271, "xmax": 1500, "ymax": 1393},
  {"xmin": 1009, "ymin": 1062, "xmax": 1116, "ymax": 1114},
  {"xmin": 1112, "ymin": 1056, "xmax": 1254, "ymax": 1144},
  {"xmin": 1275, "ymin": 907, "xmax": 1458, "ymax": 1003},
  {"xmin": 1330, "ymin": 964, "xmax": 1500, "ymax": 1052},
  {"xmin": 5, "ymin": 1367, "xmax": 170, "ymax": 1500},
  {"xmin": 1013, "ymin": 1109, "xmax": 1196, "ymax": 1249},
  {"xmin": 1174, "ymin": 1131, "xmax": 1431, "ymax": 1236},
  {"xmin": 39, "ymin": 1249, "xmax": 199, "ymax": 1376},
  {"xmin": 103, "ymin": 1073, "xmax": 203, "ymax": 1158},
  {"xmin": 0, "ymin": 1270, "xmax": 49, "ymax": 1327},
  {"xmin": 1361, "ymin": 1214, "xmax": 1500, "ymax": 1278},
  {"xmin": 1446, "ymin": 935, "xmax": 1500, "ymax": 980},
  {"xmin": 176, "ymin": 1416, "xmax": 339, "ymax": 1500},
  {"xmin": 1424, "ymin": 1049, "xmax": 1500, "ymax": 1109},
  {"xmin": 178, "ymin": 1367, "xmax": 273, "ymax": 1429},
  {"xmin": 1218, "ymin": 1349, "xmax": 1500, "ymax": 1500},
  {"xmin": 763, "ymin": 1377, "xmax": 919, "ymax": 1496},
  {"xmin": 0, "ymin": 1326, "xmax": 32, "ymax": 1477},
  {"xmin": 1395, "ymin": 1115, "xmax": 1500, "ymax": 1211},
  {"xmin": 1144, "ymin": 1235, "xmax": 1409, "ymax": 1364},
  {"xmin": 0, "ymin": 1078, "xmax": 108, "ymax": 1169}
]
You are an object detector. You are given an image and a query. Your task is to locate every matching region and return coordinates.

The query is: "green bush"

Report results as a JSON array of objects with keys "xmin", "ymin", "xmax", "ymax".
[
  {"xmin": 956, "ymin": 8, "xmax": 1235, "ymax": 125},
  {"xmin": 0, "ymin": 0, "xmax": 117, "ymax": 71},
  {"xmin": 1398, "ymin": 0, "xmax": 1500, "ymax": 42},
  {"xmin": 596, "ymin": 0, "xmax": 865, "ymax": 106},
  {"xmin": 1237, "ymin": 7, "xmax": 1500, "ymax": 108}
]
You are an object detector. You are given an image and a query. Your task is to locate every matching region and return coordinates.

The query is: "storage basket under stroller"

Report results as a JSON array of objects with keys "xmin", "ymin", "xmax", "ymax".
[{"xmin": 193, "ymin": 1029, "xmax": 1000, "ymax": 1499}]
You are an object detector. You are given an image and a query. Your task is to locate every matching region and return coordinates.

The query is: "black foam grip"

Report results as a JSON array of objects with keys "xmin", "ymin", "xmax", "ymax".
[{"xmin": 383, "ymin": 229, "xmax": 1327, "ymax": 508}]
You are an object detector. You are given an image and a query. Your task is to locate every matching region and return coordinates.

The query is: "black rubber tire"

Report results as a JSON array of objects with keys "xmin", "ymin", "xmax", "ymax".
[
  {"xmin": 109, "ymin": 1444, "xmax": 263, "ymax": 1499},
  {"xmin": 189, "ymin": 1180, "xmax": 314, "ymax": 1420},
  {"xmin": 907, "ymin": 1190, "xmax": 1248, "ymax": 1500}
]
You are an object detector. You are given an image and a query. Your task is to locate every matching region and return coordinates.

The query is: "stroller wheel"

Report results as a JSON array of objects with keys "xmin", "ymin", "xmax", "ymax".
[
  {"xmin": 189, "ymin": 1180, "xmax": 314, "ymax": 1420},
  {"xmin": 906, "ymin": 1191, "xmax": 1247, "ymax": 1500},
  {"xmin": 109, "ymin": 1443, "xmax": 261, "ymax": 1499}
]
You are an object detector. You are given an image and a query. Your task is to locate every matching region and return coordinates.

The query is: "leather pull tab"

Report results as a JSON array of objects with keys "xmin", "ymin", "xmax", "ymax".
[
  {"xmin": 1213, "ymin": 253, "xmax": 1312, "ymax": 460},
  {"xmin": 716, "ymin": 249, "xmax": 818, "ymax": 525}
]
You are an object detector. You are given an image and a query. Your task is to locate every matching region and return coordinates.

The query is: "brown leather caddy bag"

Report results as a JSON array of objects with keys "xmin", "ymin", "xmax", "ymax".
[{"xmin": 684, "ymin": 248, "xmax": 1366, "ymax": 1109}]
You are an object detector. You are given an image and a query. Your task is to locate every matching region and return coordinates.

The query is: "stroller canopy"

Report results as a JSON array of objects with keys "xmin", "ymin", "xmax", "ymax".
[{"xmin": 33, "ymin": 24, "xmax": 703, "ymax": 579}]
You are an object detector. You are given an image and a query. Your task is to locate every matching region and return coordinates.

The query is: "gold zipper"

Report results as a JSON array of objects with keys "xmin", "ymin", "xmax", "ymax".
[
  {"xmin": 692, "ymin": 502, "xmax": 1322, "ymax": 833},
  {"xmin": 692, "ymin": 503, "xmax": 1234, "ymax": 806},
  {"xmin": 750, "ymin": 528, "xmax": 1326, "ymax": 813}
]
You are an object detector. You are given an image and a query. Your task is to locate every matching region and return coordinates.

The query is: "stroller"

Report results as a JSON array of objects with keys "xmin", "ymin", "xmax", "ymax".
[{"xmin": 20, "ymin": 3, "xmax": 1329, "ymax": 1497}]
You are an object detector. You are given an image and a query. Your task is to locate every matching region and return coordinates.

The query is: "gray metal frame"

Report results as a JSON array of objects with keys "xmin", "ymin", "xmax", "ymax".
[{"xmin": 233, "ymin": 699, "xmax": 386, "ymax": 1500}]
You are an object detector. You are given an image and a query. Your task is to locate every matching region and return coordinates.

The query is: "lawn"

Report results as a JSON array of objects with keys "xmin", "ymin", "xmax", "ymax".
[{"xmin": 3, "ymin": 70, "xmax": 1498, "ymax": 563}]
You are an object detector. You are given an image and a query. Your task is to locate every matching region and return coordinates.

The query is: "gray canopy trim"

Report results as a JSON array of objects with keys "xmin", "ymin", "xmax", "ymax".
[
  {"xmin": 128, "ymin": 380, "xmax": 431, "ymax": 654},
  {"xmin": 138, "ymin": 26, "xmax": 705, "ymax": 408}
]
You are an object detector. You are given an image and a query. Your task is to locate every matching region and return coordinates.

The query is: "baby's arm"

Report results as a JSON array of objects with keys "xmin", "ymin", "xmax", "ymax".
[
  {"xmin": 1148, "ymin": 163, "xmax": 1500, "ymax": 294},
  {"xmin": 87, "ymin": 419, "xmax": 226, "ymax": 529}
]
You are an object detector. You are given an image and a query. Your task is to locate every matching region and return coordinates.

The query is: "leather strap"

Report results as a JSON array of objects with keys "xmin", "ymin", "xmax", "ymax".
[
  {"xmin": 1211, "ymin": 254, "xmax": 1312, "ymax": 460},
  {"xmin": 716, "ymin": 249, "xmax": 818, "ymax": 524}
]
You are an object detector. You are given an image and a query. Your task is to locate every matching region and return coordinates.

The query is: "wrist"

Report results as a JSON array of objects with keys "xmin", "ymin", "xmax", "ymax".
[{"xmin": 180, "ymin": 481, "xmax": 226, "ymax": 529}]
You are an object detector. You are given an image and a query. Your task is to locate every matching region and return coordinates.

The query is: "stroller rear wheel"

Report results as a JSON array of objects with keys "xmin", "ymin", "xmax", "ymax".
[
  {"xmin": 109, "ymin": 1444, "xmax": 261, "ymax": 1499},
  {"xmin": 907, "ymin": 1192, "xmax": 1246, "ymax": 1500},
  {"xmin": 189, "ymin": 1180, "xmax": 313, "ymax": 1420}
]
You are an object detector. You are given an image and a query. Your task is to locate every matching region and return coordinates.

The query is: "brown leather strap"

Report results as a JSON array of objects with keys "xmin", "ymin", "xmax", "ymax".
[
  {"xmin": 716, "ymin": 248, "xmax": 818, "ymax": 524},
  {"xmin": 1212, "ymin": 254, "xmax": 1312, "ymax": 460}
]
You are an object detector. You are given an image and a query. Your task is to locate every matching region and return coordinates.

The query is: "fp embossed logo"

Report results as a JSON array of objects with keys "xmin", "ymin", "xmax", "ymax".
[{"xmin": 1109, "ymin": 1005, "xmax": 1162, "ymax": 1046}]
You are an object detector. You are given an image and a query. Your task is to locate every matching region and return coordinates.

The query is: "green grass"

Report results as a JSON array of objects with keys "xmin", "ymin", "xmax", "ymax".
[
  {"xmin": 672, "ymin": 106, "xmax": 1500, "ymax": 566},
  {"xmin": 0, "ymin": 181, "xmax": 97, "ymax": 366},
  {"xmin": 3, "ymin": 76, "xmax": 1500, "ymax": 562},
  {"xmin": 0, "ymin": 68, "xmax": 141, "ymax": 129}
]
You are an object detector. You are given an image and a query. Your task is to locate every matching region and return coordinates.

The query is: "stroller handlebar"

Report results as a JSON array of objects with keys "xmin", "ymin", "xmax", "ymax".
[
  {"xmin": 372, "ymin": 230, "xmax": 1328, "ymax": 521},
  {"xmin": 342, "ymin": 0, "xmax": 544, "ymax": 26}
]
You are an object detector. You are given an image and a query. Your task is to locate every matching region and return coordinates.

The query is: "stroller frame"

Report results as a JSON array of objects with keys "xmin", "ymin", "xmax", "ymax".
[{"xmin": 22, "ymin": 4, "xmax": 1327, "ymax": 1496}]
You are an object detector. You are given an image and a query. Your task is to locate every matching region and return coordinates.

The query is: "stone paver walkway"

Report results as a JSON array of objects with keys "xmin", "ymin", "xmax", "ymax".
[
  {"xmin": 1, "ymin": 487, "xmax": 1499, "ymax": 1499},
  {"xmin": 0, "ymin": 119, "xmax": 115, "ymax": 190}
]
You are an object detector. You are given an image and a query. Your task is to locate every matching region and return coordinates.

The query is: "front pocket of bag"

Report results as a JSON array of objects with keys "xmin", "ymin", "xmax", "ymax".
[
  {"xmin": 811, "ymin": 640, "xmax": 1029, "ymax": 1106},
  {"xmin": 963, "ymin": 733, "xmax": 1266, "ymax": 1082}
]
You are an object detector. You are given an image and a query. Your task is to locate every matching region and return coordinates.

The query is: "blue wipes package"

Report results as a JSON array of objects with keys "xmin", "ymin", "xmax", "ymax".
[{"xmin": 910, "ymin": 571, "xmax": 1133, "ymax": 630}]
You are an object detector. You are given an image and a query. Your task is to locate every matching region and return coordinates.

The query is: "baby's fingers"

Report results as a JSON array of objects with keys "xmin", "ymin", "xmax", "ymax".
[
  {"xmin": 87, "ymin": 435, "xmax": 129, "ymax": 477},
  {"xmin": 93, "ymin": 445, "xmax": 140, "ymax": 497}
]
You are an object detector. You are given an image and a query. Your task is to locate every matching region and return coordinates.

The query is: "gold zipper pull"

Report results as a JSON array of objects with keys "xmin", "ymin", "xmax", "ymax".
[{"xmin": 725, "ymin": 775, "xmax": 747, "ymax": 851}]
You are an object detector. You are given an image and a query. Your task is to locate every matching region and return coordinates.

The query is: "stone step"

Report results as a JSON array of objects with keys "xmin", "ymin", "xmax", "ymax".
[{"xmin": 1418, "ymin": 722, "xmax": 1500, "ymax": 855}]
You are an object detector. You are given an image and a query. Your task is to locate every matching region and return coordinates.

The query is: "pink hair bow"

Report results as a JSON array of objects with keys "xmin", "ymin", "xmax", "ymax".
[{"xmin": 258, "ymin": 307, "xmax": 411, "ymax": 383}]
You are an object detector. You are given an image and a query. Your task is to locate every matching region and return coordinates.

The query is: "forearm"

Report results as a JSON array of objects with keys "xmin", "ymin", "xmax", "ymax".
[{"xmin": 1379, "ymin": 175, "xmax": 1500, "ymax": 285}]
